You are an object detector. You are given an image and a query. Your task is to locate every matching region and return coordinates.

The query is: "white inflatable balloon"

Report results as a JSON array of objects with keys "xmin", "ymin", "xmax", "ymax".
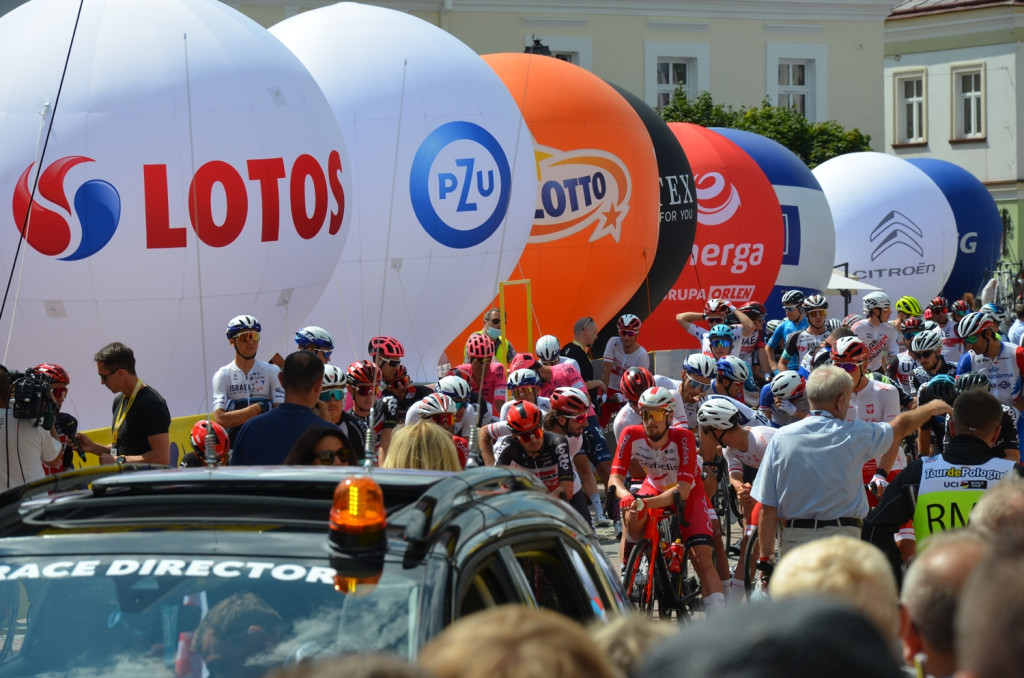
[
  {"xmin": 0, "ymin": 0, "xmax": 350, "ymax": 428},
  {"xmin": 813, "ymin": 152, "xmax": 957, "ymax": 307},
  {"xmin": 271, "ymin": 2, "xmax": 535, "ymax": 379}
]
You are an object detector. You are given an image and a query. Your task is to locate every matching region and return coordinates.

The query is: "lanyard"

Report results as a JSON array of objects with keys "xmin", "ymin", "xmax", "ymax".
[{"xmin": 111, "ymin": 379, "xmax": 144, "ymax": 448}]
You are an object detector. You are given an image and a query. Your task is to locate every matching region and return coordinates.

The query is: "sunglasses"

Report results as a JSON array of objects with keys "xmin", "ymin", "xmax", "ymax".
[
  {"xmin": 783, "ymin": 305, "xmax": 799, "ymax": 312},
  {"xmin": 912, "ymin": 350, "xmax": 936, "ymax": 360},
  {"xmin": 486, "ymin": 318, "xmax": 502, "ymax": 327},
  {"xmin": 704, "ymin": 316, "xmax": 724, "ymax": 324},
  {"xmin": 302, "ymin": 347, "xmax": 332, "ymax": 360},
  {"xmin": 833, "ymin": 362, "xmax": 861, "ymax": 373},
  {"xmin": 51, "ymin": 386, "xmax": 67, "ymax": 398},
  {"xmin": 619, "ymin": 330, "xmax": 637, "ymax": 338},
  {"xmin": 350, "ymin": 384, "xmax": 377, "ymax": 397},
  {"xmin": 903, "ymin": 331, "xmax": 922, "ymax": 341},
  {"xmin": 641, "ymin": 410, "xmax": 668, "ymax": 423},
  {"xmin": 510, "ymin": 387, "xmax": 535, "ymax": 400},
  {"xmin": 514, "ymin": 427, "xmax": 544, "ymax": 443},
  {"xmin": 317, "ymin": 448, "xmax": 349, "ymax": 465},
  {"xmin": 710, "ymin": 338, "xmax": 732, "ymax": 349},
  {"xmin": 686, "ymin": 378, "xmax": 710, "ymax": 392},
  {"xmin": 807, "ymin": 310, "xmax": 827, "ymax": 318},
  {"xmin": 964, "ymin": 334, "xmax": 981, "ymax": 345},
  {"xmin": 98, "ymin": 367, "xmax": 122, "ymax": 383},
  {"xmin": 377, "ymin": 358, "xmax": 400, "ymax": 368},
  {"xmin": 319, "ymin": 389, "xmax": 345, "ymax": 402},
  {"xmin": 930, "ymin": 307, "xmax": 947, "ymax": 314},
  {"xmin": 234, "ymin": 331, "xmax": 260, "ymax": 343},
  {"xmin": 559, "ymin": 412, "xmax": 587, "ymax": 423},
  {"xmin": 470, "ymin": 356, "xmax": 490, "ymax": 364},
  {"xmin": 427, "ymin": 413, "xmax": 456, "ymax": 428}
]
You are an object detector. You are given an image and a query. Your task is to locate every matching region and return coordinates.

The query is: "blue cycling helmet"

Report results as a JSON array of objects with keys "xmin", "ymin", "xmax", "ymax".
[
  {"xmin": 226, "ymin": 314, "xmax": 261, "ymax": 340},
  {"xmin": 716, "ymin": 355, "xmax": 750, "ymax": 383},
  {"xmin": 295, "ymin": 326, "xmax": 334, "ymax": 350},
  {"xmin": 708, "ymin": 324, "xmax": 734, "ymax": 341},
  {"xmin": 981, "ymin": 302, "xmax": 1006, "ymax": 324}
]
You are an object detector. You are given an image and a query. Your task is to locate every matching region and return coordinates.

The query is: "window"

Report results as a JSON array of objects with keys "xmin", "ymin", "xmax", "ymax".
[
  {"xmin": 553, "ymin": 52, "xmax": 577, "ymax": 64},
  {"xmin": 777, "ymin": 60, "xmax": 808, "ymax": 115},
  {"xmin": 656, "ymin": 57, "xmax": 693, "ymax": 110},
  {"xmin": 952, "ymin": 64, "xmax": 985, "ymax": 140},
  {"xmin": 894, "ymin": 71, "xmax": 926, "ymax": 144}
]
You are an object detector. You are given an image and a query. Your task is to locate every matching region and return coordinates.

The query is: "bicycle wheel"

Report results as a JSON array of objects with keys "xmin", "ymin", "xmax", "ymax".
[
  {"xmin": 728, "ymin": 484, "xmax": 743, "ymax": 526},
  {"xmin": 741, "ymin": 525, "xmax": 759, "ymax": 597},
  {"xmin": 623, "ymin": 538, "xmax": 656, "ymax": 616},
  {"xmin": 675, "ymin": 542, "xmax": 703, "ymax": 621}
]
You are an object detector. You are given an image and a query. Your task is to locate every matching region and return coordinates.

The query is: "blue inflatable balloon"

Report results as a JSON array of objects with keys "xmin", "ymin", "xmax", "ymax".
[
  {"xmin": 905, "ymin": 158, "xmax": 1001, "ymax": 300},
  {"xmin": 712, "ymin": 128, "xmax": 835, "ymax": 320}
]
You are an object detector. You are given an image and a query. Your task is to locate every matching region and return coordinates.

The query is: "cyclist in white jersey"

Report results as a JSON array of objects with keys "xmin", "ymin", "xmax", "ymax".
[
  {"xmin": 480, "ymin": 369, "xmax": 549, "ymax": 465},
  {"xmin": 927, "ymin": 296, "xmax": 964, "ymax": 364},
  {"xmin": 611, "ymin": 367, "xmax": 659, "ymax": 445},
  {"xmin": 758, "ymin": 370, "xmax": 809, "ymax": 427},
  {"xmin": 779, "ymin": 295, "xmax": 830, "ymax": 373},
  {"xmin": 600, "ymin": 314, "xmax": 650, "ymax": 427},
  {"xmin": 678, "ymin": 353, "xmax": 716, "ymax": 430},
  {"xmin": 956, "ymin": 312, "xmax": 1024, "ymax": 411},
  {"xmin": 852, "ymin": 291, "xmax": 899, "ymax": 373},
  {"xmin": 212, "ymin": 315, "xmax": 284, "ymax": 445},
  {"xmin": 675, "ymin": 299, "xmax": 754, "ymax": 357}
]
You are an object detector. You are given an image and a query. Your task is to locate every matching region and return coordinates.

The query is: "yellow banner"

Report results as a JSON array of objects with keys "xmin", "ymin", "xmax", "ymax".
[{"xmin": 74, "ymin": 413, "xmax": 208, "ymax": 468}]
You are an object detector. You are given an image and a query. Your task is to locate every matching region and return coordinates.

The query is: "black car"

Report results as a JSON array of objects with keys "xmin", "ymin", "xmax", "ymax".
[{"xmin": 0, "ymin": 464, "xmax": 627, "ymax": 677}]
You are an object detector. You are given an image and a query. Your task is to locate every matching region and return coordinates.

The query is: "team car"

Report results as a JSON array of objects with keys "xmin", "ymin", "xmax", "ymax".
[{"xmin": 0, "ymin": 465, "xmax": 627, "ymax": 677}]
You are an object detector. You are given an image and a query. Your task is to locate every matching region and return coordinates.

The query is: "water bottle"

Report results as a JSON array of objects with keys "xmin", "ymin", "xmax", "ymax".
[{"xmin": 668, "ymin": 539, "xmax": 685, "ymax": 574}]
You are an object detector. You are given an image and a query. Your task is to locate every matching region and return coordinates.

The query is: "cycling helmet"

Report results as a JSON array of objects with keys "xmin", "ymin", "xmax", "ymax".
[
  {"xmin": 781, "ymin": 290, "xmax": 805, "ymax": 307},
  {"xmin": 921, "ymin": 320, "xmax": 939, "ymax": 332},
  {"xmin": 347, "ymin": 360, "xmax": 382, "ymax": 385},
  {"xmin": 190, "ymin": 420, "xmax": 229, "ymax": 465},
  {"xmin": 617, "ymin": 314, "xmax": 642, "ymax": 333},
  {"xmin": 957, "ymin": 312, "xmax": 995, "ymax": 340},
  {"xmin": 704, "ymin": 299, "xmax": 731, "ymax": 318},
  {"xmin": 810, "ymin": 346, "xmax": 833, "ymax": 370},
  {"xmin": 842, "ymin": 313, "xmax": 863, "ymax": 328},
  {"xmin": 902, "ymin": 317, "xmax": 924, "ymax": 335},
  {"xmin": 437, "ymin": 375, "xmax": 471, "ymax": 403},
  {"xmin": 825, "ymin": 318, "xmax": 842, "ymax": 332},
  {"xmin": 833, "ymin": 336, "xmax": 869, "ymax": 364},
  {"xmin": 863, "ymin": 292, "xmax": 892, "ymax": 313},
  {"xmin": 507, "ymin": 368, "xmax": 541, "ymax": 390},
  {"xmin": 550, "ymin": 387, "xmax": 590, "ymax": 416},
  {"xmin": 924, "ymin": 374, "xmax": 957, "ymax": 405},
  {"xmin": 803, "ymin": 294, "xmax": 828, "ymax": 311},
  {"xmin": 466, "ymin": 333, "xmax": 496, "ymax": 359},
  {"xmin": 981, "ymin": 302, "xmax": 1006, "ymax": 324},
  {"xmin": 697, "ymin": 398, "xmax": 740, "ymax": 430},
  {"xmin": 770, "ymin": 371, "xmax": 806, "ymax": 400},
  {"xmin": 716, "ymin": 355, "xmax": 750, "ymax": 383},
  {"xmin": 295, "ymin": 326, "xmax": 334, "ymax": 350},
  {"xmin": 765, "ymin": 319, "xmax": 782, "ymax": 337},
  {"xmin": 956, "ymin": 371, "xmax": 991, "ymax": 394},
  {"xmin": 895, "ymin": 296, "xmax": 922, "ymax": 317},
  {"xmin": 708, "ymin": 324, "xmax": 734, "ymax": 341},
  {"xmin": 33, "ymin": 363, "xmax": 69, "ymax": 384},
  {"xmin": 418, "ymin": 392, "xmax": 456, "ymax": 418},
  {"xmin": 620, "ymin": 366, "xmax": 655, "ymax": 403},
  {"xmin": 739, "ymin": 303, "xmax": 766, "ymax": 320},
  {"xmin": 923, "ymin": 308, "xmax": 933, "ymax": 321},
  {"xmin": 638, "ymin": 386, "xmax": 676, "ymax": 413},
  {"xmin": 509, "ymin": 352, "xmax": 539, "ymax": 373},
  {"xmin": 368, "ymin": 336, "xmax": 405, "ymax": 359},
  {"xmin": 910, "ymin": 330, "xmax": 943, "ymax": 354},
  {"xmin": 322, "ymin": 364, "xmax": 347, "ymax": 389},
  {"xmin": 506, "ymin": 400, "xmax": 542, "ymax": 433},
  {"xmin": 928, "ymin": 296, "xmax": 950, "ymax": 312},
  {"xmin": 226, "ymin": 314, "xmax": 261, "ymax": 340},
  {"xmin": 390, "ymin": 364, "xmax": 412, "ymax": 389},
  {"xmin": 682, "ymin": 353, "xmax": 717, "ymax": 379},
  {"xmin": 535, "ymin": 335, "xmax": 561, "ymax": 363},
  {"xmin": 950, "ymin": 300, "xmax": 971, "ymax": 316}
]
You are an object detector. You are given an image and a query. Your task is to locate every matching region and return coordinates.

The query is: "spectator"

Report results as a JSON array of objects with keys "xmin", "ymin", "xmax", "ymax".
[
  {"xmin": 77, "ymin": 342, "xmax": 170, "ymax": 465},
  {"xmin": 468, "ymin": 308, "xmax": 515, "ymax": 367},
  {"xmin": 380, "ymin": 420, "xmax": 460, "ymax": 472},
  {"xmin": 588, "ymin": 614, "xmax": 673, "ymax": 678},
  {"xmin": 283, "ymin": 425, "xmax": 352, "ymax": 466},
  {"xmin": 0, "ymin": 364, "xmax": 62, "ymax": 489},
  {"xmin": 1009, "ymin": 304, "xmax": 1024, "ymax": 345},
  {"xmin": 968, "ymin": 469, "xmax": 1024, "ymax": 541},
  {"xmin": 230, "ymin": 351, "xmax": 324, "ymax": 466}
]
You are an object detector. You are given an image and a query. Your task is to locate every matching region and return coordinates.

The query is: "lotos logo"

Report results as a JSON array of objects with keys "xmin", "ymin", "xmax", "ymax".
[
  {"xmin": 409, "ymin": 121, "xmax": 512, "ymax": 249},
  {"xmin": 529, "ymin": 145, "xmax": 631, "ymax": 244},
  {"xmin": 13, "ymin": 156, "xmax": 121, "ymax": 260},
  {"xmin": 870, "ymin": 210, "xmax": 924, "ymax": 261},
  {"xmin": 696, "ymin": 172, "xmax": 741, "ymax": 226}
]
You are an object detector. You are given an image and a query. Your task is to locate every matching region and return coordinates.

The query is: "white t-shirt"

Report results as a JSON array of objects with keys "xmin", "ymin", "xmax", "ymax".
[
  {"xmin": 603, "ymin": 337, "xmax": 651, "ymax": 391},
  {"xmin": 211, "ymin": 359, "xmax": 284, "ymax": 411},
  {"xmin": 0, "ymin": 408, "xmax": 61, "ymax": 489}
]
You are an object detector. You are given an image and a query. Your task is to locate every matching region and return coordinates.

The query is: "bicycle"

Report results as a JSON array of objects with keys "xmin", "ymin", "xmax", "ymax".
[
  {"xmin": 740, "ymin": 502, "xmax": 780, "ymax": 598},
  {"xmin": 612, "ymin": 487, "xmax": 703, "ymax": 621},
  {"xmin": 707, "ymin": 455, "xmax": 743, "ymax": 554}
]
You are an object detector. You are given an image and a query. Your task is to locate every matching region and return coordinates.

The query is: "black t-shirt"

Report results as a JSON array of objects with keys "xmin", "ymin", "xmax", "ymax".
[
  {"xmin": 110, "ymin": 385, "xmax": 170, "ymax": 456},
  {"xmin": 560, "ymin": 342, "xmax": 594, "ymax": 383}
]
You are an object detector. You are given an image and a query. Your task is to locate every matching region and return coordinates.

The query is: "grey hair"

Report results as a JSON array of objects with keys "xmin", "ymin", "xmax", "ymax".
[{"xmin": 806, "ymin": 365, "xmax": 853, "ymax": 409}]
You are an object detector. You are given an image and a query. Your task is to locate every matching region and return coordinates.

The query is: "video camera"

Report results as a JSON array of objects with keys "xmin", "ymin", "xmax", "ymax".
[{"xmin": 9, "ymin": 367, "xmax": 54, "ymax": 426}]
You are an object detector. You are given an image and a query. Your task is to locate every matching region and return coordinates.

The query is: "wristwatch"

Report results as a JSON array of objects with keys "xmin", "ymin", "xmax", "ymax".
[{"xmin": 115, "ymin": 455, "xmax": 127, "ymax": 464}]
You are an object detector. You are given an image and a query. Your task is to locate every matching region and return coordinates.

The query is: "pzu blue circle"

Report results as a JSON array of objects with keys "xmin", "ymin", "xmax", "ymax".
[{"xmin": 409, "ymin": 121, "xmax": 512, "ymax": 249}]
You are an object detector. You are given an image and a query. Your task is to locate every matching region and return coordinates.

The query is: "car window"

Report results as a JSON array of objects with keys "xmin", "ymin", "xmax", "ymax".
[
  {"xmin": 510, "ymin": 540, "xmax": 590, "ymax": 620},
  {"xmin": 0, "ymin": 556, "xmax": 422, "ymax": 677}
]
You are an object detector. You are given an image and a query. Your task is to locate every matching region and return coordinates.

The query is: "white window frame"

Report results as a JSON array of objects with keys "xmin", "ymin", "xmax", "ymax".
[
  {"xmin": 765, "ymin": 43, "xmax": 827, "ymax": 122},
  {"xmin": 644, "ymin": 42, "xmax": 710, "ymax": 111},
  {"xmin": 951, "ymin": 63, "xmax": 985, "ymax": 140},
  {"xmin": 893, "ymin": 69, "xmax": 927, "ymax": 145},
  {"xmin": 777, "ymin": 60, "xmax": 809, "ymax": 116},
  {"xmin": 524, "ymin": 36, "xmax": 592, "ymax": 71},
  {"xmin": 655, "ymin": 57, "xmax": 694, "ymax": 111}
]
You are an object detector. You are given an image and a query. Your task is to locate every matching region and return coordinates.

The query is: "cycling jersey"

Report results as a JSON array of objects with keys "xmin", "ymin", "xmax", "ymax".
[
  {"xmin": 852, "ymin": 319, "xmax": 899, "ymax": 372},
  {"xmin": 767, "ymin": 316, "xmax": 809, "ymax": 352},
  {"xmin": 211, "ymin": 359, "xmax": 284, "ymax": 411},
  {"xmin": 455, "ymin": 361, "xmax": 507, "ymax": 418},
  {"xmin": 886, "ymin": 350, "xmax": 918, "ymax": 397},
  {"xmin": 757, "ymin": 384, "xmax": 809, "ymax": 427},
  {"xmin": 956, "ymin": 342, "xmax": 1023, "ymax": 407},
  {"xmin": 388, "ymin": 383, "xmax": 434, "ymax": 422},
  {"xmin": 907, "ymin": 359, "xmax": 957, "ymax": 394},
  {"xmin": 847, "ymin": 377, "xmax": 900, "ymax": 470},
  {"xmin": 612, "ymin": 390, "xmax": 688, "ymax": 444},
  {"xmin": 723, "ymin": 426, "xmax": 776, "ymax": 474},
  {"xmin": 687, "ymin": 324, "xmax": 743, "ymax": 357},
  {"xmin": 603, "ymin": 337, "xmax": 650, "ymax": 390},
  {"xmin": 737, "ymin": 328, "xmax": 764, "ymax": 363},
  {"xmin": 935, "ymin": 319, "xmax": 964, "ymax": 364},
  {"xmin": 494, "ymin": 430, "xmax": 580, "ymax": 495},
  {"xmin": 342, "ymin": 395, "xmax": 399, "ymax": 452},
  {"xmin": 613, "ymin": 425, "xmax": 698, "ymax": 495},
  {"xmin": 782, "ymin": 329, "xmax": 829, "ymax": 372}
]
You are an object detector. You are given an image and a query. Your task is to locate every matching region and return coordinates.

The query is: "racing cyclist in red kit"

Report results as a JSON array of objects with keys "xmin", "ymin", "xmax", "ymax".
[{"xmin": 610, "ymin": 387, "xmax": 725, "ymax": 615}]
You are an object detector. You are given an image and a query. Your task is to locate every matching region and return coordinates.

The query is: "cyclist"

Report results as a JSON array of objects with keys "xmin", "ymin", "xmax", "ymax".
[
  {"xmin": 944, "ymin": 372, "xmax": 1019, "ymax": 461},
  {"xmin": 610, "ymin": 387, "xmax": 725, "ymax": 614},
  {"xmin": 892, "ymin": 295, "xmax": 923, "ymax": 352},
  {"xmin": 180, "ymin": 419, "xmax": 230, "ymax": 467},
  {"xmin": 758, "ymin": 370, "xmax": 808, "ymax": 427},
  {"xmin": 344, "ymin": 359, "xmax": 398, "ymax": 463},
  {"xmin": 547, "ymin": 386, "xmax": 612, "ymax": 527},
  {"xmin": 907, "ymin": 330, "xmax": 957, "ymax": 395},
  {"xmin": 318, "ymin": 364, "xmax": 365, "ymax": 455},
  {"xmin": 385, "ymin": 364, "xmax": 434, "ymax": 421},
  {"xmin": 536, "ymin": 334, "xmax": 579, "ymax": 373},
  {"xmin": 456, "ymin": 334, "xmax": 507, "ymax": 420},
  {"xmin": 416, "ymin": 392, "xmax": 468, "ymax": 468},
  {"xmin": 480, "ymin": 368, "xmax": 548, "ymax": 466},
  {"xmin": 981, "ymin": 302, "xmax": 1008, "ymax": 334},
  {"xmin": 886, "ymin": 317, "xmax": 925, "ymax": 398},
  {"xmin": 766, "ymin": 291, "xmax": 809, "ymax": 373},
  {"xmin": 409, "ymin": 374, "xmax": 476, "ymax": 439},
  {"xmin": 614, "ymin": 366, "xmax": 686, "ymax": 442},
  {"xmin": 295, "ymin": 326, "xmax": 334, "ymax": 362},
  {"xmin": 677, "ymin": 354, "xmax": 716, "ymax": 430},
  {"xmin": 600, "ymin": 314, "xmax": 651, "ymax": 427},
  {"xmin": 697, "ymin": 398, "xmax": 776, "ymax": 600},
  {"xmin": 955, "ymin": 311, "xmax": 1024, "ymax": 413},
  {"xmin": 915, "ymin": 374, "xmax": 957, "ymax": 459},
  {"xmin": 368, "ymin": 335, "xmax": 407, "ymax": 402},
  {"xmin": 779, "ymin": 295, "xmax": 830, "ymax": 373},
  {"xmin": 212, "ymin": 315, "xmax": 283, "ymax": 445},
  {"xmin": 737, "ymin": 303, "xmax": 771, "ymax": 389},
  {"xmin": 925, "ymin": 297, "xmax": 962, "ymax": 365},
  {"xmin": 852, "ymin": 292, "xmax": 898, "ymax": 374}
]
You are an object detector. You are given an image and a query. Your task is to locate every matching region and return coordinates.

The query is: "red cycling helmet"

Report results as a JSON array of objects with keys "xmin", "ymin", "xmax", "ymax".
[
  {"xmin": 620, "ymin": 366, "xmax": 654, "ymax": 403},
  {"xmin": 368, "ymin": 336, "xmax": 405, "ymax": 359},
  {"xmin": 509, "ymin": 352, "xmax": 539, "ymax": 373},
  {"xmin": 951, "ymin": 300, "xmax": 971, "ymax": 315},
  {"xmin": 347, "ymin": 360, "xmax": 383, "ymax": 385},
  {"xmin": 34, "ymin": 363, "xmax": 69, "ymax": 384},
  {"xmin": 550, "ymin": 387, "xmax": 590, "ymax": 416},
  {"xmin": 506, "ymin": 400, "xmax": 542, "ymax": 433},
  {"xmin": 928, "ymin": 296, "xmax": 949, "ymax": 312},
  {"xmin": 190, "ymin": 420, "xmax": 229, "ymax": 465},
  {"xmin": 617, "ymin": 314, "xmax": 642, "ymax": 333},
  {"xmin": 466, "ymin": 334, "xmax": 496, "ymax": 360},
  {"xmin": 390, "ymin": 364, "xmax": 411, "ymax": 389}
]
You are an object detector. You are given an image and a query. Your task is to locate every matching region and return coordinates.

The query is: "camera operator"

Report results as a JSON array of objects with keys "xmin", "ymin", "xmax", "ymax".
[{"xmin": 0, "ymin": 364, "xmax": 62, "ymax": 489}]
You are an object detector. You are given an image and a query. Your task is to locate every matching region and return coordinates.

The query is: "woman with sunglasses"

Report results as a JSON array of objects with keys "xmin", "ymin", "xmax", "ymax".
[
  {"xmin": 211, "ymin": 315, "xmax": 284, "ymax": 446},
  {"xmin": 283, "ymin": 425, "xmax": 352, "ymax": 466}
]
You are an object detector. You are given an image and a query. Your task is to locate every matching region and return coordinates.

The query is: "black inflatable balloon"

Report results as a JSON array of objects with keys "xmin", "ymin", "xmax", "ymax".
[{"xmin": 594, "ymin": 83, "xmax": 698, "ymax": 352}]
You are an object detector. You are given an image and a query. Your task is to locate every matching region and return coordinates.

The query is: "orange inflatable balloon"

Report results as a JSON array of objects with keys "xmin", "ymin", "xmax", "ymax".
[
  {"xmin": 642, "ymin": 124, "xmax": 785, "ymax": 351},
  {"xmin": 445, "ymin": 53, "xmax": 660, "ymax": 363}
]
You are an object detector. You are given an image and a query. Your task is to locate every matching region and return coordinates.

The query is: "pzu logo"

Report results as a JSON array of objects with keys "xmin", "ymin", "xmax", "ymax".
[
  {"xmin": 13, "ymin": 156, "xmax": 121, "ymax": 261},
  {"xmin": 409, "ymin": 121, "xmax": 512, "ymax": 249}
]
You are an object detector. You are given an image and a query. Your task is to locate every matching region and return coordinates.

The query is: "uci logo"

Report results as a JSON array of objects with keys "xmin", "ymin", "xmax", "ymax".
[
  {"xmin": 13, "ymin": 156, "xmax": 121, "ymax": 261},
  {"xmin": 409, "ymin": 121, "xmax": 512, "ymax": 249}
]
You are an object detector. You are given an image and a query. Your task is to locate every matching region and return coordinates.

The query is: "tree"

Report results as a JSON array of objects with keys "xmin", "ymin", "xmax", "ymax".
[{"xmin": 660, "ymin": 90, "xmax": 871, "ymax": 168}]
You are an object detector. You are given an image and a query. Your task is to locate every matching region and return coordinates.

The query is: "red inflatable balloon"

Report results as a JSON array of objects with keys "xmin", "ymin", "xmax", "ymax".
[{"xmin": 643, "ymin": 124, "xmax": 785, "ymax": 351}]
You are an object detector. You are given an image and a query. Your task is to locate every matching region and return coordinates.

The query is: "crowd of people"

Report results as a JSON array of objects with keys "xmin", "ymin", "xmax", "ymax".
[{"xmin": 3, "ymin": 289, "xmax": 1024, "ymax": 675}]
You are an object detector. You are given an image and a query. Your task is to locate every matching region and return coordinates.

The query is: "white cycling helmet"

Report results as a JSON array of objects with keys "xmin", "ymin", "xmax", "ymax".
[
  {"xmin": 863, "ymin": 292, "xmax": 892, "ymax": 313},
  {"xmin": 696, "ymin": 398, "xmax": 740, "ymax": 430},
  {"xmin": 295, "ymin": 325, "xmax": 334, "ymax": 350},
  {"xmin": 910, "ymin": 330, "xmax": 943, "ymax": 354},
  {"xmin": 682, "ymin": 353, "xmax": 717, "ymax": 379},
  {"xmin": 437, "ymin": 375, "xmax": 471, "ymax": 403},
  {"xmin": 535, "ymin": 335, "xmax": 561, "ymax": 363},
  {"xmin": 507, "ymin": 368, "xmax": 540, "ymax": 390},
  {"xmin": 418, "ymin": 392, "xmax": 456, "ymax": 418},
  {"xmin": 226, "ymin": 314, "xmax": 261, "ymax": 340},
  {"xmin": 770, "ymin": 371, "xmax": 806, "ymax": 400},
  {"xmin": 322, "ymin": 364, "xmax": 347, "ymax": 389},
  {"xmin": 638, "ymin": 386, "xmax": 676, "ymax": 413}
]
